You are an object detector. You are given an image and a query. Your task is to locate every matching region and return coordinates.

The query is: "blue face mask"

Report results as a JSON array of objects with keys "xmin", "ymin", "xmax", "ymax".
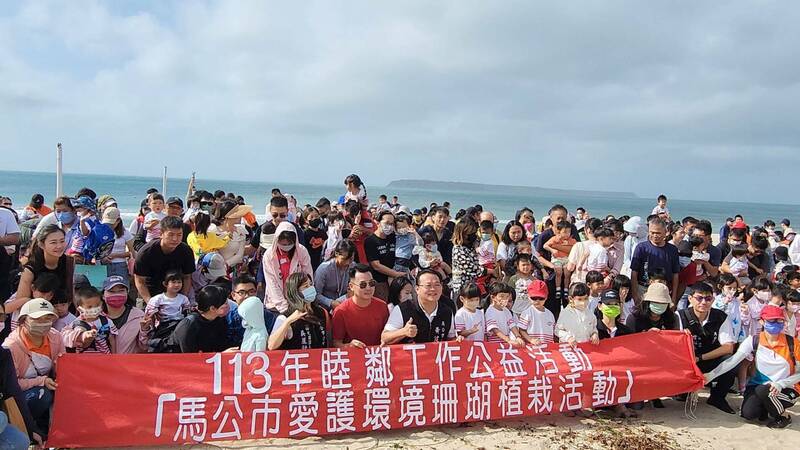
[
  {"xmin": 56, "ymin": 211, "xmax": 76, "ymax": 224},
  {"xmin": 764, "ymin": 321, "xmax": 785, "ymax": 335},
  {"xmin": 301, "ymin": 286, "xmax": 317, "ymax": 303}
]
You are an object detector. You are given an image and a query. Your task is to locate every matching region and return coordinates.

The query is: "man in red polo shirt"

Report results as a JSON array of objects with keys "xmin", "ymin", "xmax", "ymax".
[{"xmin": 332, "ymin": 264, "xmax": 389, "ymax": 348}]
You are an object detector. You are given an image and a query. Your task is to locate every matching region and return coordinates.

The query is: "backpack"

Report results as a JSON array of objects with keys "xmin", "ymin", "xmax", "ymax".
[
  {"xmin": 82, "ymin": 222, "xmax": 116, "ymax": 261},
  {"xmin": 147, "ymin": 319, "xmax": 183, "ymax": 353},
  {"xmin": 752, "ymin": 334, "xmax": 797, "ymax": 367}
]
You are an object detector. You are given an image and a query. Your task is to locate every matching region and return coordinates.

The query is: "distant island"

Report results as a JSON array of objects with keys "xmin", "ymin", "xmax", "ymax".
[{"xmin": 386, "ymin": 179, "xmax": 638, "ymax": 199}]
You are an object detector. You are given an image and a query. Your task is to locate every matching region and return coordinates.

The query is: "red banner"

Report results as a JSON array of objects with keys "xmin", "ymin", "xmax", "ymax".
[{"xmin": 49, "ymin": 331, "xmax": 703, "ymax": 448}]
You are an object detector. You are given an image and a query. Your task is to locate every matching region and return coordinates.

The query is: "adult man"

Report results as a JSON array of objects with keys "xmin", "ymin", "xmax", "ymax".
[
  {"xmin": 479, "ymin": 211, "xmax": 502, "ymax": 250},
  {"xmin": 0, "ymin": 203, "xmax": 20, "ymax": 300},
  {"xmin": 315, "ymin": 197, "xmax": 331, "ymax": 230},
  {"xmin": 246, "ymin": 195, "xmax": 304, "ymax": 257},
  {"xmin": 134, "ymin": 216, "xmax": 195, "ymax": 302},
  {"xmin": 536, "ymin": 204, "xmax": 581, "ymax": 319},
  {"xmin": 722, "ymin": 236, "xmax": 771, "ymax": 280},
  {"xmin": 692, "ymin": 220, "xmax": 720, "ymax": 280},
  {"xmin": 575, "ymin": 207, "xmax": 588, "ymax": 231},
  {"xmin": 630, "ymin": 217, "xmax": 680, "ymax": 304},
  {"xmin": 677, "ymin": 282, "xmax": 736, "ymax": 413},
  {"xmin": 332, "ymin": 265, "xmax": 390, "ymax": 348},
  {"xmin": 719, "ymin": 217, "xmax": 734, "ymax": 244},
  {"xmin": 418, "ymin": 207, "xmax": 454, "ymax": 265},
  {"xmin": 381, "ymin": 270, "xmax": 460, "ymax": 344},
  {"xmin": 364, "ymin": 211, "xmax": 403, "ymax": 300},
  {"xmin": 166, "ymin": 197, "xmax": 192, "ymax": 243}
]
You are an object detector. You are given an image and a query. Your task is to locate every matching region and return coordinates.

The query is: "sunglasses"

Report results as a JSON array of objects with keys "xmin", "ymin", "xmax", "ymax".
[
  {"xmin": 352, "ymin": 280, "xmax": 377, "ymax": 289},
  {"xmin": 694, "ymin": 295, "xmax": 714, "ymax": 303},
  {"xmin": 271, "ymin": 213, "xmax": 288, "ymax": 219}
]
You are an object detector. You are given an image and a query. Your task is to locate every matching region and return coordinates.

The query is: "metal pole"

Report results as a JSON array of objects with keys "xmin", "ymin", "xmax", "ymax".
[
  {"xmin": 56, "ymin": 143, "xmax": 63, "ymax": 197},
  {"xmin": 162, "ymin": 166, "xmax": 167, "ymax": 197}
]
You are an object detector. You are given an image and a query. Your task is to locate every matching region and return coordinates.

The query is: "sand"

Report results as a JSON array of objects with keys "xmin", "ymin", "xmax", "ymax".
[{"xmin": 122, "ymin": 392, "xmax": 799, "ymax": 450}]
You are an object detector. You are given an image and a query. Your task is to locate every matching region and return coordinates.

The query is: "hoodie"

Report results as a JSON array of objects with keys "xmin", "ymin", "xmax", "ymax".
[
  {"xmin": 262, "ymin": 221, "xmax": 314, "ymax": 312},
  {"xmin": 3, "ymin": 327, "xmax": 65, "ymax": 391},
  {"xmin": 238, "ymin": 297, "xmax": 268, "ymax": 352}
]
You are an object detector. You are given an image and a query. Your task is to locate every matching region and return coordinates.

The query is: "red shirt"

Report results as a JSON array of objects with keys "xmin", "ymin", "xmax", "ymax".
[
  {"xmin": 332, "ymin": 296, "xmax": 389, "ymax": 346},
  {"xmin": 277, "ymin": 249, "xmax": 291, "ymax": 285}
]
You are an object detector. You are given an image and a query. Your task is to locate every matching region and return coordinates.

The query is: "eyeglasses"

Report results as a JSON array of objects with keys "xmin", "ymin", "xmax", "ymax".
[
  {"xmin": 352, "ymin": 280, "xmax": 377, "ymax": 289},
  {"xmin": 234, "ymin": 289, "xmax": 257, "ymax": 296},
  {"xmin": 271, "ymin": 213, "xmax": 288, "ymax": 219},
  {"xmin": 419, "ymin": 283, "xmax": 442, "ymax": 290},
  {"xmin": 694, "ymin": 295, "xmax": 714, "ymax": 303},
  {"xmin": 1, "ymin": 202, "xmax": 11, "ymax": 207},
  {"xmin": 200, "ymin": 201, "xmax": 214, "ymax": 206}
]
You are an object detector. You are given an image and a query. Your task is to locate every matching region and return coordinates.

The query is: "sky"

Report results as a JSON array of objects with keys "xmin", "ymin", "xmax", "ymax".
[{"xmin": 1, "ymin": 1, "xmax": 800, "ymax": 204}]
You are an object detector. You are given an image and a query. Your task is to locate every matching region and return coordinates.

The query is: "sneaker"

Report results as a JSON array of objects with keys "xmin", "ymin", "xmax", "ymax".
[
  {"xmin": 706, "ymin": 397, "xmax": 736, "ymax": 414},
  {"xmin": 767, "ymin": 415, "xmax": 792, "ymax": 429}
]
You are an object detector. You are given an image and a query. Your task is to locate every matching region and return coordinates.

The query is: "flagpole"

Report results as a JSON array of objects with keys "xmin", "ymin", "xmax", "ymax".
[
  {"xmin": 56, "ymin": 143, "xmax": 63, "ymax": 197},
  {"xmin": 162, "ymin": 166, "xmax": 167, "ymax": 197}
]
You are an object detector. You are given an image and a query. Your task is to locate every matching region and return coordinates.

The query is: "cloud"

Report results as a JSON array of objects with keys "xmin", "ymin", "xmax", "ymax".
[{"xmin": 1, "ymin": 0, "xmax": 799, "ymax": 204}]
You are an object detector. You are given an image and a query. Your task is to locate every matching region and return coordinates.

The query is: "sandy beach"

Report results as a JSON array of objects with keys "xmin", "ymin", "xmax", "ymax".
[{"xmin": 117, "ymin": 392, "xmax": 799, "ymax": 450}]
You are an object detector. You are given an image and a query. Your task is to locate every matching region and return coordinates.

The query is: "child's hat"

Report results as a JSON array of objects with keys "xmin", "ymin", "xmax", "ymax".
[
  {"xmin": 643, "ymin": 283, "xmax": 672, "ymax": 304},
  {"xmin": 760, "ymin": 305, "xmax": 784, "ymax": 321},
  {"xmin": 731, "ymin": 221, "xmax": 747, "ymax": 230},
  {"xmin": 527, "ymin": 280, "xmax": 548, "ymax": 299}
]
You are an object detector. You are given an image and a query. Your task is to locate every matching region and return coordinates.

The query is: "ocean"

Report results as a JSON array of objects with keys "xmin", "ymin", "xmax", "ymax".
[{"xmin": 0, "ymin": 170, "xmax": 796, "ymax": 230}]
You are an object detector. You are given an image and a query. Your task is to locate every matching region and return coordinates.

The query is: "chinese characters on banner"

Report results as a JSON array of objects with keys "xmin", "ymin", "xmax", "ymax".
[{"xmin": 49, "ymin": 331, "xmax": 704, "ymax": 448}]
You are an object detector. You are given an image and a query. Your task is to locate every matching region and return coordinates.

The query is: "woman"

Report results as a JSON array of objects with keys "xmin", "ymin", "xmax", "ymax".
[
  {"xmin": 3, "ymin": 299, "xmax": 64, "ymax": 436},
  {"xmin": 0, "ymin": 302, "xmax": 40, "ymax": 449},
  {"xmin": 8, "ymin": 225, "xmax": 72, "ymax": 315},
  {"xmin": 515, "ymin": 208, "xmax": 537, "ymax": 243},
  {"xmin": 387, "ymin": 276, "xmax": 415, "ymax": 314},
  {"xmin": 100, "ymin": 207, "xmax": 134, "ymax": 283},
  {"xmin": 449, "ymin": 218, "xmax": 483, "ymax": 303},
  {"xmin": 187, "ymin": 210, "xmax": 229, "ymax": 262},
  {"xmin": 302, "ymin": 207, "xmax": 328, "ymax": 271},
  {"xmin": 214, "ymin": 200, "xmax": 250, "ymax": 272},
  {"xmin": 170, "ymin": 285, "xmax": 232, "ymax": 353},
  {"xmin": 268, "ymin": 273, "xmax": 330, "ymax": 350},
  {"xmin": 102, "ymin": 276, "xmax": 146, "ymax": 354},
  {"xmin": 497, "ymin": 220, "xmax": 526, "ymax": 277},
  {"xmin": 262, "ymin": 222, "xmax": 314, "ymax": 313},
  {"xmin": 314, "ymin": 240, "xmax": 355, "ymax": 310}
]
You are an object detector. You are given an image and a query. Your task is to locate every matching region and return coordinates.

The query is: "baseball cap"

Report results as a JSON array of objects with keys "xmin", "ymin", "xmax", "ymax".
[
  {"xmin": 781, "ymin": 218, "xmax": 791, "ymax": 226},
  {"xmin": 201, "ymin": 253, "xmax": 228, "ymax": 280},
  {"xmin": 101, "ymin": 206, "xmax": 121, "ymax": 225},
  {"xmin": 527, "ymin": 280, "xmax": 548, "ymax": 299},
  {"xmin": 643, "ymin": 283, "xmax": 672, "ymax": 304},
  {"xmin": 601, "ymin": 289, "xmax": 621, "ymax": 304},
  {"xmin": 413, "ymin": 209, "xmax": 422, "ymax": 216},
  {"xmin": 20, "ymin": 298, "xmax": 57, "ymax": 320},
  {"xmin": 166, "ymin": 196, "xmax": 184, "ymax": 208},
  {"xmin": 102, "ymin": 275, "xmax": 129, "ymax": 292},
  {"xmin": 73, "ymin": 273, "xmax": 91, "ymax": 289},
  {"xmin": 760, "ymin": 305, "xmax": 785, "ymax": 321},
  {"xmin": 731, "ymin": 221, "xmax": 747, "ymax": 230}
]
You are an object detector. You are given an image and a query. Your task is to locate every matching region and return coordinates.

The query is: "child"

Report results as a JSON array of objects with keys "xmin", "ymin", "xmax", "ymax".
[
  {"xmin": 517, "ymin": 280, "xmax": 556, "ymax": 345},
  {"xmin": 585, "ymin": 271, "xmax": 605, "ymax": 312},
  {"xmin": 613, "ymin": 274, "xmax": 635, "ymax": 324},
  {"xmin": 786, "ymin": 290, "xmax": 800, "ymax": 338},
  {"xmin": 145, "ymin": 270, "xmax": 191, "ymax": 325},
  {"xmin": 392, "ymin": 214, "xmax": 418, "ymax": 274},
  {"xmin": 788, "ymin": 271, "xmax": 800, "ymax": 291},
  {"xmin": 772, "ymin": 246, "xmax": 791, "ymax": 279},
  {"xmin": 651, "ymin": 194, "xmax": 670, "ymax": 220},
  {"xmin": 6, "ymin": 272, "xmax": 60, "ymax": 331},
  {"xmin": 414, "ymin": 232, "xmax": 448, "ymax": 280},
  {"xmin": 477, "ymin": 220, "xmax": 497, "ymax": 273},
  {"xmin": 712, "ymin": 274, "xmax": 748, "ymax": 393},
  {"xmin": 62, "ymin": 286, "xmax": 117, "ymax": 353},
  {"xmin": 344, "ymin": 174, "xmax": 369, "ymax": 207},
  {"xmin": 743, "ymin": 277, "xmax": 772, "ymax": 336},
  {"xmin": 454, "ymin": 283, "xmax": 485, "ymax": 342},
  {"xmin": 582, "ymin": 227, "xmax": 615, "ymax": 276},
  {"xmin": 556, "ymin": 282, "xmax": 599, "ymax": 346},
  {"xmin": 484, "ymin": 283, "xmax": 524, "ymax": 346},
  {"xmin": 728, "ymin": 244, "xmax": 751, "ymax": 286},
  {"xmin": 507, "ymin": 254, "xmax": 536, "ymax": 318},
  {"xmin": 52, "ymin": 297, "xmax": 77, "ymax": 331},
  {"xmin": 144, "ymin": 193, "xmax": 167, "ymax": 242},
  {"xmin": 544, "ymin": 221, "xmax": 576, "ymax": 299}
]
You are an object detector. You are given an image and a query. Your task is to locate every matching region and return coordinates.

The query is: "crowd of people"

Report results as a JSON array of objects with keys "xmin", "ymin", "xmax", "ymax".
[{"xmin": 0, "ymin": 177, "xmax": 800, "ymax": 447}]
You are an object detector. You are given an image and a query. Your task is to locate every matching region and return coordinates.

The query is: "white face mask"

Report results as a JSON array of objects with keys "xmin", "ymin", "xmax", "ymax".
[
  {"xmin": 79, "ymin": 306, "xmax": 103, "ymax": 319},
  {"xmin": 277, "ymin": 243, "xmax": 294, "ymax": 252},
  {"xmin": 755, "ymin": 291, "xmax": 771, "ymax": 302}
]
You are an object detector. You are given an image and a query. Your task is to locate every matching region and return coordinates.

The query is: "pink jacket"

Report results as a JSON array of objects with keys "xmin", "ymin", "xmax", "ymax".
[
  {"xmin": 112, "ymin": 307, "xmax": 147, "ymax": 354},
  {"xmin": 3, "ymin": 328, "xmax": 65, "ymax": 391},
  {"xmin": 262, "ymin": 221, "xmax": 314, "ymax": 312}
]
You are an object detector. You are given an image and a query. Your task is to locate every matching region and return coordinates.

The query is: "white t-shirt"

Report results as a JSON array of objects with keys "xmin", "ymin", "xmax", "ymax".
[
  {"xmin": 110, "ymin": 230, "xmax": 133, "ymax": 263},
  {"xmin": 517, "ymin": 306, "xmax": 555, "ymax": 344},
  {"xmin": 556, "ymin": 306, "xmax": 597, "ymax": 343},
  {"xmin": 454, "ymin": 307, "xmax": 485, "ymax": 342},
  {"xmin": 484, "ymin": 306, "xmax": 516, "ymax": 342},
  {"xmin": 567, "ymin": 241, "xmax": 592, "ymax": 283},
  {"xmin": 144, "ymin": 211, "xmax": 167, "ymax": 242},
  {"xmin": 145, "ymin": 293, "xmax": 190, "ymax": 322},
  {"xmin": 384, "ymin": 303, "xmax": 456, "ymax": 339},
  {"xmin": 586, "ymin": 242, "xmax": 609, "ymax": 271}
]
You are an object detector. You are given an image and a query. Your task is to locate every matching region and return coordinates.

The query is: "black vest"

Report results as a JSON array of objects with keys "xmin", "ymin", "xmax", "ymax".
[
  {"xmin": 281, "ymin": 305, "xmax": 328, "ymax": 350},
  {"xmin": 678, "ymin": 308, "xmax": 728, "ymax": 354},
  {"xmin": 398, "ymin": 300, "xmax": 453, "ymax": 344}
]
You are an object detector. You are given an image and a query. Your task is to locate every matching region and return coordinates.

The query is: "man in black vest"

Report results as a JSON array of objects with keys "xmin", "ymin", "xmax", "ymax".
[
  {"xmin": 381, "ymin": 270, "xmax": 463, "ymax": 345},
  {"xmin": 677, "ymin": 282, "xmax": 736, "ymax": 414}
]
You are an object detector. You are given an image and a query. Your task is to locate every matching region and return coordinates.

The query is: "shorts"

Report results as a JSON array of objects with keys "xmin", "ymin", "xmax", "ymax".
[{"xmin": 552, "ymin": 257, "xmax": 569, "ymax": 268}]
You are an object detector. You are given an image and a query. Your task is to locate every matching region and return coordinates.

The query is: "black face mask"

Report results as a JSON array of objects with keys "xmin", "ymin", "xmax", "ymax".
[{"xmin": 308, "ymin": 218, "xmax": 322, "ymax": 229}]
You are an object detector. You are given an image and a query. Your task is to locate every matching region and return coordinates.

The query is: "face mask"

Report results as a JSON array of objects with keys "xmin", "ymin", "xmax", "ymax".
[
  {"xmin": 523, "ymin": 223, "xmax": 533, "ymax": 232},
  {"xmin": 56, "ymin": 211, "xmax": 76, "ymax": 224},
  {"xmin": 278, "ymin": 243, "xmax": 294, "ymax": 252},
  {"xmin": 301, "ymin": 286, "xmax": 317, "ymax": 303},
  {"xmin": 427, "ymin": 244, "xmax": 438, "ymax": 253},
  {"xmin": 381, "ymin": 224, "xmax": 394, "ymax": 235},
  {"xmin": 481, "ymin": 233, "xmax": 492, "ymax": 242},
  {"xmin": 401, "ymin": 294, "xmax": 414, "ymax": 303},
  {"xmin": 200, "ymin": 204, "xmax": 213, "ymax": 213},
  {"xmin": 27, "ymin": 321, "xmax": 53, "ymax": 336},
  {"xmin": 602, "ymin": 305, "xmax": 621, "ymax": 319},
  {"xmin": 79, "ymin": 306, "xmax": 103, "ymax": 320},
  {"xmin": 764, "ymin": 321, "xmax": 785, "ymax": 335},
  {"xmin": 572, "ymin": 299, "xmax": 588, "ymax": 311},
  {"xmin": 649, "ymin": 303, "xmax": 668, "ymax": 315},
  {"xmin": 308, "ymin": 218, "xmax": 322, "ymax": 229},
  {"xmin": 105, "ymin": 293, "xmax": 128, "ymax": 308},
  {"xmin": 729, "ymin": 240, "xmax": 742, "ymax": 246},
  {"xmin": 755, "ymin": 291, "xmax": 771, "ymax": 302}
]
